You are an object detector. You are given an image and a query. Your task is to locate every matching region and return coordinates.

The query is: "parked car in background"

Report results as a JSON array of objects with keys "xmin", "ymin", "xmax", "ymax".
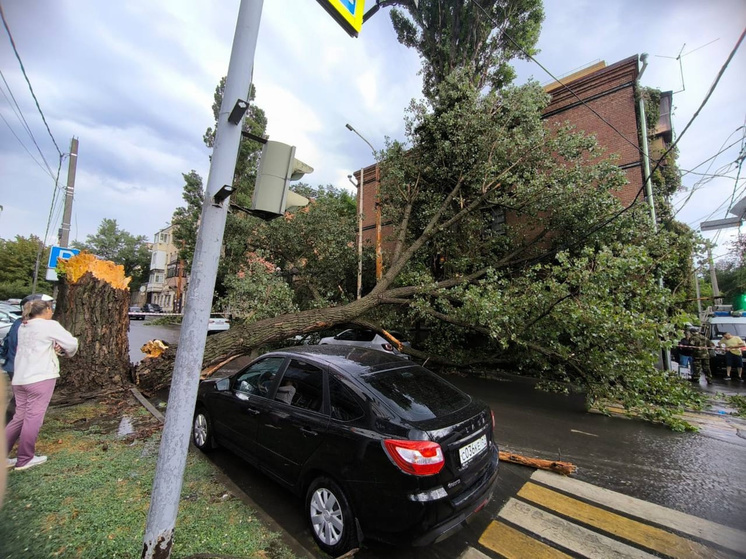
[
  {"xmin": 128, "ymin": 306, "xmax": 145, "ymax": 320},
  {"xmin": 0, "ymin": 309, "xmax": 17, "ymax": 341},
  {"xmin": 192, "ymin": 345, "xmax": 498, "ymax": 555},
  {"xmin": 319, "ymin": 328, "xmax": 411, "ymax": 359},
  {"xmin": 207, "ymin": 314, "xmax": 230, "ymax": 334},
  {"xmin": 0, "ymin": 302, "xmax": 22, "ymax": 320},
  {"xmin": 141, "ymin": 303, "xmax": 162, "ymax": 313}
]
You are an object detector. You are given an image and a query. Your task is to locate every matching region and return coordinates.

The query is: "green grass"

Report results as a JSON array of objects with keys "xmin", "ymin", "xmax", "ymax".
[{"xmin": 1, "ymin": 398, "xmax": 297, "ymax": 559}]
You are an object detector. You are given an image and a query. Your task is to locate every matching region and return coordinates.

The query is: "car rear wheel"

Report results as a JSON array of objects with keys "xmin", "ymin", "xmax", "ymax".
[
  {"xmin": 306, "ymin": 476, "xmax": 358, "ymax": 556},
  {"xmin": 192, "ymin": 408, "xmax": 214, "ymax": 452}
]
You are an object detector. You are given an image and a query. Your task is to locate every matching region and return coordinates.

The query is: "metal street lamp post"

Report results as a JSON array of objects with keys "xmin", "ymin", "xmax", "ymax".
[{"xmin": 345, "ymin": 123, "xmax": 376, "ymax": 300}]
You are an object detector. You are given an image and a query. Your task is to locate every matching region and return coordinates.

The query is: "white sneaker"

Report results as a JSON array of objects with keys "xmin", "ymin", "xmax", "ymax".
[
  {"xmin": 6, "ymin": 458, "xmax": 17, "ymax": 469},
  {"xmin": 14, "ymin": 455, "xmax": 47, "ymax": 471}
]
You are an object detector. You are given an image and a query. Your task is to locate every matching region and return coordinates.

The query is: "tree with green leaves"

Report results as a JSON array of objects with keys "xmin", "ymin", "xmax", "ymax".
[
  {"xmin": 171, "ymin": 170, "xmax": 204, "ymax": 267},
  {"xmin": 386, "ymin": 0, "xmax": 544, "ymax": 98},
  {"xmin": 0, "ymin": 235, "xmax": 52, "ymax": 299},
  {"xmin": 172, "ymin": 80, "xmax": 267, "ymax": 279},
  {"xmin": 72, "ymin": 218, "xmax": 151, "ymax": 288},
  {"xmin": 138, "ymin": 73, "xmax": 701, "ymax": 428}
]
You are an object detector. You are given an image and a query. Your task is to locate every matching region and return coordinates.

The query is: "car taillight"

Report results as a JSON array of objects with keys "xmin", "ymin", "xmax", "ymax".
[
  {"xmin": 383, "ymin": 439, "xmax": 445, "ymax": 476},
  {"xmin": 381, "ymin": 343, "xmax": 394, "ymax": 351}
]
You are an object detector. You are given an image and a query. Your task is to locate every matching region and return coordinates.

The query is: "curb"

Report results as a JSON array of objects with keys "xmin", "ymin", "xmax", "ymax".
[{"xmin": 129, "ymin": 388, "xmax": 318, "ymax": 559}]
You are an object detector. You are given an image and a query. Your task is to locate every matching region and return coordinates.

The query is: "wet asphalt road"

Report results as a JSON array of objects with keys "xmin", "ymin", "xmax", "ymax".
[{"xmin": 128, "ymin": 322, "xmax": 746, "ymax": 557}]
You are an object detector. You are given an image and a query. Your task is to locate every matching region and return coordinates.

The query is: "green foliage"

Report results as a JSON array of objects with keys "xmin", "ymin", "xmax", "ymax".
[
  {"xmin": 171, "ymin": 170, "xmax": 205, "ymax": 269},
  {"xmin": 0, "ymin": 235, "xmax": 52, "ymax": 298},
  {"xmin": 373, "ymin": 72, "xmax": 702, "ymax": 427},
  {"xmin": 72, "ymin": 218, "xmax": 151, "ymax": 287},
  {"xmin": 0, "ymin": 401, "xmax": 294, "ymax": 559},
  {"xmin": 219, "ymin": 254, "xmax": 298, "ymax": 322},
  {"xmin": 714, "ymin": 234, "xmax": 746, "ymax": 306},
  {"xmin": 172, "ymin": 74, "xmax": 361, "ymax": 311},
  {"xmin": 726, "ymin": 394, "xmax": 746, "ymax": 417},
  {"xmin": 390, "ymin": 0, "xmax": 544, "ymax": 98},
  {"xmin": 172, "ymin": 78, "xmax": 268, "ymax": 290}
]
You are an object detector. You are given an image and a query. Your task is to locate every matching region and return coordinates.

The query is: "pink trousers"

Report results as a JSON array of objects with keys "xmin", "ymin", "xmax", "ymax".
[{"xmin": 6, "ymin": 378, "xmax": 56, "ymax": 468}]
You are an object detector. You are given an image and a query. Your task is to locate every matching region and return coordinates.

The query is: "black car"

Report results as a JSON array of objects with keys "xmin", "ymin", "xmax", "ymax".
[
  {"xmin": 192, "ymin": 345, "xmax": 499, "ymax": 555},
  {"xmin": 128, "ymin": 306, "xmax": 145, "ymax": 320},
  {"xmin": 141, "ymin": 303, "xmax": 162, "ymax": 313}
]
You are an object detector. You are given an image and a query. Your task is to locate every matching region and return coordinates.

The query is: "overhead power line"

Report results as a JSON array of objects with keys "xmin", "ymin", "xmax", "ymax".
[
  {"xmin": 0, "ymin": 0, "xmax": 63, "ymax": 158},
  {"xmin": 0, "ymin": 68, "xmax": 58, "ymax": 178},
  {"xmin": 471, "ymin": 0, "xmax": 650, "ymax": 162}
]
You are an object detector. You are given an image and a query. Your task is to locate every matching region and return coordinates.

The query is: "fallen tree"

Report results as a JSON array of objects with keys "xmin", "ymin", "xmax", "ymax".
[{"xmin": 126, "ymin": 75, "xmax": 701, "ymax": 429}]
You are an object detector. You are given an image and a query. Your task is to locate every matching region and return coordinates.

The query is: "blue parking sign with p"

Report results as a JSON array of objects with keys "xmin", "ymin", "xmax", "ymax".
[{"xmin": 48, "ymin": 246, "xmax": 80, "ymax": 269}]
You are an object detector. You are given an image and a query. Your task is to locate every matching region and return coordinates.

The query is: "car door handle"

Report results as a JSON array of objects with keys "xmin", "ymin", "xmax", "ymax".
[
  {"xmin": 264, "ymin": 424, "xmax": 281, "ymax": 429},
  {"xmin": 244, "ymin": 407, "xmax": 260, "ymax": 416},
  {"xmin": 300, "ymin": 427, "xmax": 318, "ymax": 436}
]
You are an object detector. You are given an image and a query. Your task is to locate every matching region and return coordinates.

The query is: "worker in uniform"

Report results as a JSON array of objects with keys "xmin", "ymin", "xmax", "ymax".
[{"xmin": 689, "ymin": 326, "xmax": 713, "ymax": 385}]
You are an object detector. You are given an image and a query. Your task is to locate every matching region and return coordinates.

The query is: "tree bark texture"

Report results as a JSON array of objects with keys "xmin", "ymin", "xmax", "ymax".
[
  {"xmin": 56, "ymin": 272, "xmax": 132, "ymax": 390},
  {"xmin": 133, "ymin": 297, "xmax": 380, "ymax": 394}
]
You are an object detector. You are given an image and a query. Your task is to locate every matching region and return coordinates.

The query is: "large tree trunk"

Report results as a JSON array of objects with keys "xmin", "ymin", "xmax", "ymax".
[
  {"xmin": 56, "ymin": 272, "xmax": 131, "ymax": 390},
  {"xmin": 132, "ymin": 270, "xmax": 493, "ymax": 394},
  {"xmin": 134, "ymin": 297, "xmax": 380, "ymax": 393}
]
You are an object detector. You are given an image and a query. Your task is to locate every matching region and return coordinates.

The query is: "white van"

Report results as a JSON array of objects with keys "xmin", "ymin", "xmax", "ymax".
[{"xmin": 702, "ymin": 306, "xmax": 746, "ymax": 369}]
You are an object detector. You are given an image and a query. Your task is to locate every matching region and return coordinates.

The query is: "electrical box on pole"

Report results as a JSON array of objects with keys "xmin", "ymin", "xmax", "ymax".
[{"xmin": 250, "ymin": 140, "xmax": 312, "ymax": 220}]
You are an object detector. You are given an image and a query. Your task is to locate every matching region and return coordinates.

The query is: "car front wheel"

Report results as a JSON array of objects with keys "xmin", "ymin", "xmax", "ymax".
[
  {"xmin": 192, "ymin": 408, "xmax": 214, "ymax": 452},
  {"xmin": 306, "ymin": 476, "xmax": 358, "ymax": 556}
]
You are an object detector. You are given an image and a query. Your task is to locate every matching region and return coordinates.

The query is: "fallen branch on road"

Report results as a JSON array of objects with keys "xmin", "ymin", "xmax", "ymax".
[{"xmin": 499, "ymin": 450, "xmax": 577, "ymax": 475}]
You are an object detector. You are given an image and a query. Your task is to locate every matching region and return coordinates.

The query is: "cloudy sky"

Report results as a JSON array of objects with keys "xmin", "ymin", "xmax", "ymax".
[{"xmin": 1, "ymin": 0, "xmax": 744, "ymax": 262}]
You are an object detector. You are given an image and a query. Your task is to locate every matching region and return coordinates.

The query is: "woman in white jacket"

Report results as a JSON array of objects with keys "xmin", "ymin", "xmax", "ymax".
[{"xmin": 6, "ymin": 299, "xmax": 78, "ymax": 471}]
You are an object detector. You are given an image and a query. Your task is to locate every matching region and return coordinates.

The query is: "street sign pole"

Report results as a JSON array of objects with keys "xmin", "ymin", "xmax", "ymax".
[{"xmin": 141, "ymin": 1, "xmax": 264, "ymax": 557}]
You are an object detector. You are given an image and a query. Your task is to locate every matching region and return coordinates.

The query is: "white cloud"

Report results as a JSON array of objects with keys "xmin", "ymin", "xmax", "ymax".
[{"xmin": 0, "ymin": 0, "xmax": 743, "ymax": 264}]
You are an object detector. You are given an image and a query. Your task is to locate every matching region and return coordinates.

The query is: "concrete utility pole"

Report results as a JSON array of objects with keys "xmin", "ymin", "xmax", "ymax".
[
  {"xmin": 59, "ymin": 137, "xmax": 78, "ymax": 247},
  {"xmin": 708, "ymin": 245, "xmax": 722, "ymax": 306},
  {"xmin": 636, "ymin": 53, "xmax": 670, "ymax": 370},
  {"xmin": 141, "ymin": 1, "xmax": 264, "ymax": 557}
]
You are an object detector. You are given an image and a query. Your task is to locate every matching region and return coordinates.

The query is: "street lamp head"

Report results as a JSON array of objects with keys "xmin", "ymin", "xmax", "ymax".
[
  {"xmin": 345, "ymin": 123, "xmax": 354, "ymax": 132},
  {"xmin": 347, "ymin": 174, "xmax": 358, "ymax": 187}
]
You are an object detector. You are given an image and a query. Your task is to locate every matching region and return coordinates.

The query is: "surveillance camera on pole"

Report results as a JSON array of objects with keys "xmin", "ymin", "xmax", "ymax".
[{"xmin": 250, "ymin": 140, "xmax": 312, "ymax": 221}]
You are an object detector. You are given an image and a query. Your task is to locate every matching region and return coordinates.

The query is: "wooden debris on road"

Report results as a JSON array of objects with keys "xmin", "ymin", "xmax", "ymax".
[{"xmin": 499, "ymin": 450, "xmax": 577, "ymax": 475}]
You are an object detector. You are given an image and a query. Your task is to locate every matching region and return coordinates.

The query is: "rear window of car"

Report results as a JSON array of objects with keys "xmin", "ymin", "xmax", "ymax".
[{"xmin": 359, "ymin": 366, "xmax": 470, "ymax": 421}]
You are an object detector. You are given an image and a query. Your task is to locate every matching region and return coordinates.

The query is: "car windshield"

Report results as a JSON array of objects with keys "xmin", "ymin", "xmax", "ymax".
[
  {"xmin": 359, "ymin": 365, "xmax": 470, "ymax": 422},
  {"xmin": 712, "ymin": 323, "xmax": 746, "ymax": 338}
]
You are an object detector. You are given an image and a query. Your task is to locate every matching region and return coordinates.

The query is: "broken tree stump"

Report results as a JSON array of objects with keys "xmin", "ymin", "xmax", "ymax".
[{"xmin": 499, "ymin": 450, "xmax": 577, "ymax": 476}]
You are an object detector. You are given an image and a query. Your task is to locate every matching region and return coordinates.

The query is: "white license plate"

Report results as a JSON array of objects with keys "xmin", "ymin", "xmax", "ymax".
[{"xmin": 459, "ymin": 434, "xmax": 487, "ymax": 466}]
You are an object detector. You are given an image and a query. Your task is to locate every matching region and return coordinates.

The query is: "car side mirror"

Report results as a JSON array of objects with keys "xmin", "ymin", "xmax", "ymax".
[{"xmin": 216, "ymin": 378, "xmax": 230, "ymax": 391}]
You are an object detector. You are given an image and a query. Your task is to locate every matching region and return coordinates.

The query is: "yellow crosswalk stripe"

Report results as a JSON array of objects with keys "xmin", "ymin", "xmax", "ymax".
[
  {"xmin": 517, "ymin": 482, "xmax": 729, "ymax": 559},
  {"xmin": 479, "ymin": 519, "xmax": 573, "ymax": 559},
  {"xmin": 497, "ymin": 499, "xmax": 659, "ymax": 558},
  {"xmin": 531, "ymin": 470, "xmax": 746, "ymax": 553}
]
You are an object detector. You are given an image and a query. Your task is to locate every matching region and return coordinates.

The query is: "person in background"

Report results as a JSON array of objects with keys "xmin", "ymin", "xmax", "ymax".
[
  {"xmin": 689, "ymin": 326, "xmax": 713, "ymax": 385},
  {"xmin": 719, "ymin": 332, "xmax": 745, "ymax": 381},
  {"xmin": 6, "ymin": 298, "xmax": 77, "ymax": 471},
  {"xmin": 677, "ymin": 329, "xmax": 694, "ymax": 372}
]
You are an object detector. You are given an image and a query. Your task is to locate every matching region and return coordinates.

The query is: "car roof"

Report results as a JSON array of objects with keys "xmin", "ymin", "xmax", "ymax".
[{"xmin": 267, "ymin": 344, "xmax": 412, "ymax": 376}]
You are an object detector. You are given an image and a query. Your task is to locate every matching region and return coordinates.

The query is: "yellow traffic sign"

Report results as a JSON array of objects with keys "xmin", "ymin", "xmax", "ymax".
[{"xmin": 316, "ymin": 0, "xmax": 365, "ymax": 37}]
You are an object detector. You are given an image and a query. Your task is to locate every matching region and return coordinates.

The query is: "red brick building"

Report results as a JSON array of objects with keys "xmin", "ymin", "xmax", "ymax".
[{"xmin": 353, "ymin": 55, "xmax": 673, "ymax": 276}]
